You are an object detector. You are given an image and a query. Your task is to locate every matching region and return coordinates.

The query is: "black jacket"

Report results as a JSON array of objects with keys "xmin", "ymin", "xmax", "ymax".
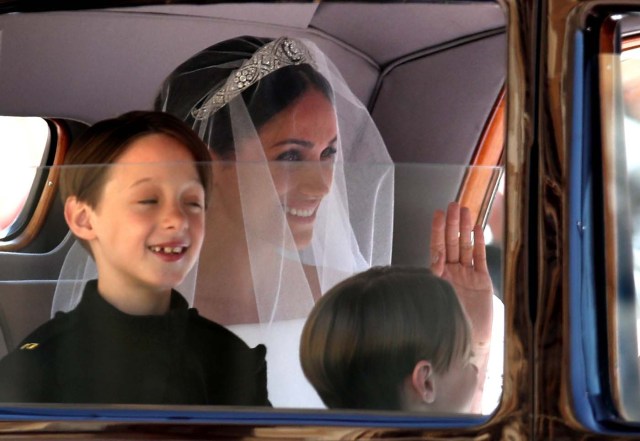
[{"xmin": 0, "ymin": 280, "xmax": 270, "ymax": 406}]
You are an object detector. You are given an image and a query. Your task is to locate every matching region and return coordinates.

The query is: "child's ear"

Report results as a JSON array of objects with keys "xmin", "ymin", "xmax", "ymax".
[
  {"xmin": 64, "ymin": 196, "xmax": 97, "ymax": 241},
  {"xmin": 411, "ymin": 360, "xmax": 436, "ymax": 404}
]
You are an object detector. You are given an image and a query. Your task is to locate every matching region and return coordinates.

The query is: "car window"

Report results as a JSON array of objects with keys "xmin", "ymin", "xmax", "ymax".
[
  {"xmin": 593, "ymin": 17, "xmax": 640, "ymax": 422},
  {"xmin": 0, "ymin": 1, "xmax": 506, "ymax": 428},
  {"xmin": 0, "ymin": 160, "xmax": 504, "ymax": 417},
  {"xmin": 616, "ymin": 36, "xmax": 640, "ymax": 420},
  {"xmin": 0, "ymin": 116, "xmax": 50, "ymax": 239},
  {"xmin": 622, "ymin": 48, "xmax": 640, "ymax": 353}
]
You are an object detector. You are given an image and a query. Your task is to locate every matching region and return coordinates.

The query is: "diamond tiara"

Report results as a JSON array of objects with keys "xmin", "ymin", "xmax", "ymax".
[{"xmin": 191, "ymin": 37, "xmax": 315, "ymax": 120}]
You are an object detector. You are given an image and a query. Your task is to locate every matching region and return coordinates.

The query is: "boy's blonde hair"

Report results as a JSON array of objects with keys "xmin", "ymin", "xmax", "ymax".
[{"xmin": 300, "ymin": 266, "xmax": 471, "ymax": 410}]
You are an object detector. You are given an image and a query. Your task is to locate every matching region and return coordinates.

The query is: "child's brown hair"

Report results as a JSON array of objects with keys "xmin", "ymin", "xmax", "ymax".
[{"xmin": 300, "ymin": 265, "xmax": 471, "ymax": 410}]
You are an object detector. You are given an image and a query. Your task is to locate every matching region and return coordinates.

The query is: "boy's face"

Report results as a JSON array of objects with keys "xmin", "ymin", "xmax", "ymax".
[{"xmin": 84, "ymin": 133, "xmax": 205, "ymax": 298}]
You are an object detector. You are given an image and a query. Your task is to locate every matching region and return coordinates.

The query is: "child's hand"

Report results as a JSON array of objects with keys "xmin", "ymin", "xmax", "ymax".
[{"xmin": 429, "ymin": 202, "xmax": 494, "ymax": 347}]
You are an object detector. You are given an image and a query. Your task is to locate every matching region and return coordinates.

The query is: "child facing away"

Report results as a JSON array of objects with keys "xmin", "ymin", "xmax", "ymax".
[
  {"xmin": 300, "ymin": 265, "xmax": 478, "ymax": 413},
  {"xmin": 0, "ymin": 111, "xmax": 269, "ymax": 406}
]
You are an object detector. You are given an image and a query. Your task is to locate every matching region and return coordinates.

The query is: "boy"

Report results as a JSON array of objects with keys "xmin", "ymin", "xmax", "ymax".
[
  {"xmin": 300, "ymin": 265, "xmax": 478, "ymax": 412},
  {"xmin": 0, "ymin": 111, "xmax": 269, "ymax": 406}
]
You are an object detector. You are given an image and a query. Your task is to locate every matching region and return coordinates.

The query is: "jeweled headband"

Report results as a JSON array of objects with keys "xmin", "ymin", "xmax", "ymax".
[{"xmin": 191, "ymin": 37, "xmax": 315, "ymax": 120}]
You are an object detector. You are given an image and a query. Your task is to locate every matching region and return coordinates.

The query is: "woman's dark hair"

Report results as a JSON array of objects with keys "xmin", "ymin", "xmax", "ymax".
[
  {"xmin": 300, "ymin": 266, "xmax": 471, "ymax": 411},
  {"xmin": 155, "ymin": 36, "xmax": 333, "ymax": 158}
]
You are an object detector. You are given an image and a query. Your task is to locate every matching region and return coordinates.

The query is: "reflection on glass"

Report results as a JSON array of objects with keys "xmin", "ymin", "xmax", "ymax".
[
  {"xmin": 486, "ymin": 174, "xmax": 505, "ymax": 299},
  {"xmin": 0, "ymin": 162, "xmax": 503, "ymax": 415},
  {"xmin": 622, "ymin": 49, "xmax": 640, "ymax": 354},
  {"xmin": 612, "ymin": 32, "xmax": 640, "ymax": 419}
]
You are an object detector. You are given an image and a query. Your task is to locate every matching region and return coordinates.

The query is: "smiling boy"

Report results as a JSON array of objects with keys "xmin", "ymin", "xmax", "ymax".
[{"xmin": 0, "ymin": 111, "xmax": 269, "ymax": 405}]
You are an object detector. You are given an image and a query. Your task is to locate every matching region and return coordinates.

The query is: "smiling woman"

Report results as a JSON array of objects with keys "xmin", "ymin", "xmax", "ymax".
[
  {"xmin": 209, "ymin": 88, "xmax": 337, "ymax": 252},
  {"xmin": 156, "ymin": 35, "xmax": 394, "ymax": 328},
  {"xmin": 156, "ymin": 35, "xmax": 395, "ymax": 408}
]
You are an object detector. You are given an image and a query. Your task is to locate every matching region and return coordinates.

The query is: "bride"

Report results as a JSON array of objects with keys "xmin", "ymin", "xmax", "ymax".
[
  {"xmin": 155, "ymin": 36, "xmax": 394, "ymax": 407},
  {"xmin": 155, "ymin": 35, "xmax": 497, "ymax": 411},
  {"xmin": 156, "ymin": 36, "xmax": 393, "ymax": 329}
]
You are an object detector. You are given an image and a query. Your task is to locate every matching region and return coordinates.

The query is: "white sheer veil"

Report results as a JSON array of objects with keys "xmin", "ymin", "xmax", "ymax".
[
  {"xmin": 155, "ymin": 36, "xmax": 394, "ymax": 327},
  {"xmin": 52, "ymin": 37, "xmax": 393, "ymax": 324},
  {"xmin": 155, "ymin": 36, "xmax": 393, "ymax": 407}
]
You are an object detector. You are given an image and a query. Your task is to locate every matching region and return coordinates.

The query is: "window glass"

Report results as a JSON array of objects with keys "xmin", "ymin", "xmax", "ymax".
[
  {"xmin": 0, "ymin": 117, "xmax": 50, "ymax": 238},
  {"xmin": 0, "ymin": 161, "xmax": 503, "ymax": 418},
  {"xmin": 623, "ymin": 49, "xmax": 640, "ymax": 351},
  {"xmin": 479, "ymin": 171, "xmax": 505, "ymax": 411},
  {"xmin": 0, "ymin": 1, "xmax": 506, "ymax": 426},
  {"xmin": 485, "ymin": 173, "xmax": 504, "ymax": 298},
  {"xmin": 604, "ymin": 28, "xmax": 640, "ymax": 420}
]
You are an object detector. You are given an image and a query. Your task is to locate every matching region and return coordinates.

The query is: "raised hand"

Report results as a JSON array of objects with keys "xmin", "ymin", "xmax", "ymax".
[{"xmin": 430, "ymin": 202, "xmax": 494, "ymax": 346}]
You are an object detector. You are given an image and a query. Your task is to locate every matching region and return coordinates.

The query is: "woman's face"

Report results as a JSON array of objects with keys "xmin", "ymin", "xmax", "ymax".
[{"xmin": 214, "ymin": 88, "xmax": 338, "ymax": 250}]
